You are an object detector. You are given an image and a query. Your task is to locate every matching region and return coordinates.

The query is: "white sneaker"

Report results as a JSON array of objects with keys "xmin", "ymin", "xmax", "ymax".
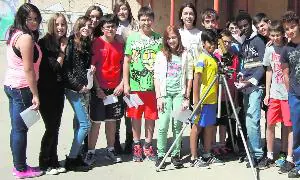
[
  {"xmin": 45, "ymin": 167, "xmax": 59, "ymax": 175},
  {"xmin": 84, "ymin": 152, "xmax": 96, "ymax": 166},
  {"xmin": 105, "ymin": 149, "xmax": 122, "ymax": 163},
  {"xmin": 56, "ymin": 166, "xmax": 66, "ymax": 173}
]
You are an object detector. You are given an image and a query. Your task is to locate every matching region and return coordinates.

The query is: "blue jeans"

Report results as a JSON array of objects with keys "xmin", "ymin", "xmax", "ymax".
[
  {"xmin": 4, "ymin": 86, "xmax": 32, "ymax": 171},
  {"xmin": 243, "ymin": 89, "xmax": 263, "ymax": 159},
  {"xmin": 288, "ymin": 93, "xmax": 300, "ymax": 169},
  {"xmin": 65, "ymin": 89, "xmax": 91, "ymax": 158}
]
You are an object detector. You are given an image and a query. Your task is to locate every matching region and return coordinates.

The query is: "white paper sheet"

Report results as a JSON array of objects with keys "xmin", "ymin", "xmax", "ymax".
[
  {"xmin": 20, "ymin": 107, "xmax": 40, "ymax": 128},
  {"xmin": 123, "ymin": 94, "xmax": 144, "ymax": 108},
  {"xmin": 103, "ymin": 94, "xmax": 118, "ymax": 105},
  {"xmin": 123, "ymin": 96, "xmax": 134, "ymax": 108},
  {"xmin": 172, "ymin": 109, "xmax": 192, "ymax": 123},
  {"xmin": 86, "ymin": 69, "xmax": 94, "ymax": 89}
]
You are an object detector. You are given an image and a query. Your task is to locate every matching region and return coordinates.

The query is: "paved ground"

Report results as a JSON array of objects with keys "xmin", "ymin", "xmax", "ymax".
[{"xmin": 0, "ymin": 41, "xmax": 291, "ymax": 180}]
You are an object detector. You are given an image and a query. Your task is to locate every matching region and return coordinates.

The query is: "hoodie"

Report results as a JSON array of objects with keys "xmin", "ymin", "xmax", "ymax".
[{"xmin": 240, "ymin": 31, "xmax": 266, "ymax": 94}]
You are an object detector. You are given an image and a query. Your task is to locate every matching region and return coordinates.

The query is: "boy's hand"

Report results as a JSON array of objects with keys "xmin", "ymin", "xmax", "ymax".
[
  {"xmin": 113, "ymin": 84, "xmax": 123, "ymax": 96},
  {"xmin": 157, "ymin": 98, "xmax": 165, "ymax": 113},
  {"xmin": 90, "ymin": 65, "xmax": 96, "ymax": 74},
  {"xmin": 124, "ymin": 84, "xmax": 131, "ymax": 96},
  {"xmin": 264, "ymin": 95, "xmax": 270, "ymax": 106}
]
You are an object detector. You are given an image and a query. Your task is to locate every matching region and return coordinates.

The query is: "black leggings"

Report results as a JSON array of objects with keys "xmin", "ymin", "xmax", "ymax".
[{"xmin": 39, "ymin": 88, "xmax": 64, "ymax": 168}]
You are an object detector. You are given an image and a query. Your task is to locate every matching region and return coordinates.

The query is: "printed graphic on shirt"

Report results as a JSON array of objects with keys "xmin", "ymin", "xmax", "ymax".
[
  {"xmin": 125, "ymin": 32, "xmax": 162, "ymax": 91},
  {"xmin": 287, "ymin": 49, "xmax": 300, "ymax": 83},
  {"xmin": 272, "ymin": 52, "xmax": 284, "ymax": 83},
  {"xmin": 166, "ymin": 55, "xmax": 182, "ymax": 94}
]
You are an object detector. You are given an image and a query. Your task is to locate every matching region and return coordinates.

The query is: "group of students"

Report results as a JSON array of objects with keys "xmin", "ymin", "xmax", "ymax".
[{"xmin": 4, "ymin": 0, "xmax": 300, "ymax": 179}]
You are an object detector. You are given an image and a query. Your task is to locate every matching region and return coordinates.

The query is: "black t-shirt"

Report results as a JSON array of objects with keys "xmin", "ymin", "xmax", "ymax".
[{"xmin": 280, "ymin": 41, "xmax": 300, "ymax": 96}]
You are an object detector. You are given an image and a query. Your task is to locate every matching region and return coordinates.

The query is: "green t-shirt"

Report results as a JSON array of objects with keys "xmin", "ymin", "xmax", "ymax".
[
  {"xmin": 166, "ymin": 55, "xmax": 182, "ymax": 94},
  {"xmin": 125, "ymin": 31, "xmax": 162, "ymax": 91}
]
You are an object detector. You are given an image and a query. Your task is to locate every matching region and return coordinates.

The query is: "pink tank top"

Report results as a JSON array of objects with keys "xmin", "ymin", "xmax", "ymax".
[{"xmin": 4, "ymin": 31, "xmax": 42, "ymax": 88}]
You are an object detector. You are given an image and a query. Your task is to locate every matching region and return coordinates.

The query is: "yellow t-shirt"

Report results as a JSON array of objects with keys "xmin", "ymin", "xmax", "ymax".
[{"xmin": 194, "ymin": 52, "xmax": 218, "ymax": 104}]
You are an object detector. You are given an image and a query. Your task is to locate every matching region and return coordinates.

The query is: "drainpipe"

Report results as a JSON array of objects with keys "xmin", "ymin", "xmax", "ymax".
[
  {"xmin": 214, "ymin": 0, "xmax": 219, "ymax": 13},
  {"xmin": 170, "ymin": 0, "xmax": 175, "ymax": 26}
]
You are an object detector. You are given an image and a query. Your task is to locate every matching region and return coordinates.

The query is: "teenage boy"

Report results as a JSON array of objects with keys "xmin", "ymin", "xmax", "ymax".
[
  {"xmin": 123, "ymin": 6, "xmax": 162, "ymax": 162},
  {"xmin": 190, "ymin": 29, "xmax": 225, "ymax": 168},
  {"xmin": 236, "ymin": 12, "xmax": 266, "ymax": 167},
  {"xmin": 281, "ymin": 11, "xmax": 300, "ymax": 178},
  {"xmin": 85, "ymin": 14, "xmax": 124, "ymax": 165},
  {"xmin": 258, "ymin": 20, "xmax": 293, "ymax": 172},
  {"xmin": 200, "ymin": 8, "xmax": 218, "ymax": 30},
  {"xmin": 253, "ymin": 13, "xmax": 271, "ymax": 44}
]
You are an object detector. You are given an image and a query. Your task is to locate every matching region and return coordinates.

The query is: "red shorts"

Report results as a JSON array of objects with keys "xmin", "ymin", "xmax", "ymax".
[
  {"xmin": 267, "ymin": 98, "xmax": 292, "ymax": 127},
  {"xmin": 126, "ymin": 91, "xmax": 158, "ymax": 120}
]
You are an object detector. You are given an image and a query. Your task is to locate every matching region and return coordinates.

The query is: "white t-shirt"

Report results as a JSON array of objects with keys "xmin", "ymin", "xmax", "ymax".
[
  {"xmin": 179, "ymin": 28, "xmax": 202, "ymax": 65},
  {"xmin": 179, "ymin": 28, "xmax": 202, "ymax": 49}
]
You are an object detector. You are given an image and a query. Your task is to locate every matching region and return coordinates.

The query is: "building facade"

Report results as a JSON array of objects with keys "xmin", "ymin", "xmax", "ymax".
[{"xmin": 1, "ymin": 0, "xmax": 300, "ymax": 39}]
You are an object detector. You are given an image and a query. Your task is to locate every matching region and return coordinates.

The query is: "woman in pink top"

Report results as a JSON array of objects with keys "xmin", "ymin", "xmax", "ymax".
[{"xmin": 3, "ymin": 3, "xmax": 43, "ymax": 179}]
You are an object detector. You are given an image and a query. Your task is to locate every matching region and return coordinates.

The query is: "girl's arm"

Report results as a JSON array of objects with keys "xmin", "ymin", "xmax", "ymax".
[
  {"xmin": 18, "ymin": 34, "xmax": 39, "ymax": 109},
  {"xmin": 264, "ymin": 66, "xmax": 272, "ymax": 106}
]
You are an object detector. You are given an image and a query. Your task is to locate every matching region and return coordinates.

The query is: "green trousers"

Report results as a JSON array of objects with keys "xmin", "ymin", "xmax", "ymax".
[{"xmin": 157, "ymin": 93, "xmax": 183, "ymax": 157}]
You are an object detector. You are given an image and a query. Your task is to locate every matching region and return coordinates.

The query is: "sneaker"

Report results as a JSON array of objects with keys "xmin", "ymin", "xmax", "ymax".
[
  {"xmin": 84, "ymin": 151, "xmax": 96, "ymax": 166},
  {"xmin": 190, "ymin": 158, "xmax": 210, "ymax": 169},
  {"xmin": 14, "ymin": 166, "xmax": 43, "ymax": 179},
  {"xmin": 275, "ymin": 152, "xmax": 287, "ymax": 167},
  {"xmin": 278, "ymin": 161, "xmax": 295, "ymax": 174},
  {"xmin": 246, "ymin": 158, "xmax": 259, "ymax": 168},
  {"xmin": 132, "ymin": 143, "xmax": 143, "ymax": 162},
  {"xmin": 105, "ymin": 149, "xmax": 122, "ymax": 163},
  {"xmin": 288, "ymin": 168, "xmax": 300, "ymax": 178},
  {"xmin": 155, "ymin": 157, "xmax": 167, "ymax": 169},
  {"xmin": 65, "ymin": 156, "xmax": 91, "ymax": 172},
  {"xmin": 257, "ymin": 156, "xmax": 275, "ymax": 170},
  {"xmin": 204, "ymin": 155, "xmax": 225, "ymax": 166},
  {"xmin": 45, "ymin": 167, "xmax": 59, "ymax": 175},
  {"xmin": 56, "ymin": 166, "xmax": 66, "ymax": 173},
  {"xmin": 171, "ymin": 155, "xmax": 183, "ymax": 168},
  {"xmin": 143, "ymin": 145, "xmax": 157, "ymax": 161}
]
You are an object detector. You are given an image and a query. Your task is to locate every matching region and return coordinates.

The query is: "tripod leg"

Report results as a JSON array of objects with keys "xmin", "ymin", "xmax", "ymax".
[
  {"xmin": 224, "ymin": 92, "xmax": 239, "ymax": 153},
  {"xmin": 221, "ymin": 75, "xmax": 257, "ymax": 180},
  {"xmin": 156, "ymin": 122, "xmax": 188, "ymax": 171},
  {"xmin": 156, "ymin": 75, "xmax": 219, "ymax": 171}
]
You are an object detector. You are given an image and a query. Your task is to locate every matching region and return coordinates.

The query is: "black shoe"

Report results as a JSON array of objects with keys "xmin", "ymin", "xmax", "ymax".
[
  {"xmin": 278, "ymin": 161, "xmax": 295, "ymax": 174},
  {"xmin": 257, "ymin": 156, "xmax": 275, "ymax": 170},
  {"xmin": 288, "ymin": 168, "xmax": 300, "ymax": 178},
  {"xmin": 65, "ymin": 156, "xmax": 91, "ymax": 172},
  {"xmin": 246, "ymin": 158, "xmax": 259, "ymax": 168},
  {"xmin": 155, "ymin": 157, "xmax": 167, "ymax": 169},
  {"xmin": 171, "ymin": 155, "xmax": 183, "ymax": 168}
]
